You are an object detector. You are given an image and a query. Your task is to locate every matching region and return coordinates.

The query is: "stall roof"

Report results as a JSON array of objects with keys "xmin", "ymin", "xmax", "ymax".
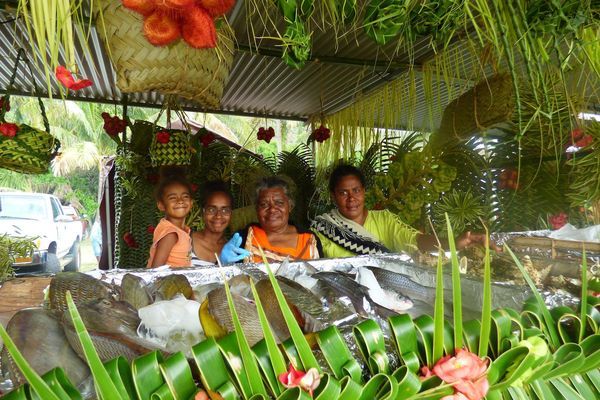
[{"xmin": 0, "ymin": 2, "xmax": 594, "ymax": 130}]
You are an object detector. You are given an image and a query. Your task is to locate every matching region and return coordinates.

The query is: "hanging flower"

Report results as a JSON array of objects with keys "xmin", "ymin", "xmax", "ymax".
[
  {"xmin": 431, "ymin": 349, "xmax": 489, "ymax": 400},
  {"xmin": 156, "ymin": 130, "xmax": 171, "ymax": 144},
  {"xmin": 55, "ymin": 66, "xmax": 93, "ymax": 91},
  {"xmin": 549, "ymin": 212, "xmax": 568, "ymax": 230},
  {"xmin": 123, "ymin": 232, "xmax": 139, "ymax": 248},
  {"xmin": 0, "ymin": 122, "xmax": 19, "ymax": 138},
  {"xmin": 0, "ymin": 97, "xmax": 10, "ymax": 112},
  {"xmin": 147, "ymin": 225, "xmax": 156, "ymax": 234},
  {"xmin": 311, "ymin": 124, "xmax": 331, "ymax": 143},
  {"xmin": 199, "ymin": 130, "xmax": 216, "ymax": 147},
  {"xmin": 122, "ymin": 0, "xmax": 156, "ymax": 16},
  {"xmin": 257, "ymin": 126, "xmax": 275, "ymax": 143},
  {"xmin": 144, "ymin": 11, "xmax": 181, "ymax": 46},
  {"xmin": 101, "ymin": 112, "xmax": 128, "ymax": 136},
  {"xmin": 278, "ymin": 364, "xmax": 321, "ymax": 396}
]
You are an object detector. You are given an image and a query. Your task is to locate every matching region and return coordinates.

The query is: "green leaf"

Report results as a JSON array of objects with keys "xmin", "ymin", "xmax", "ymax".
[
  {"xmin": 158, "ymin": 352, "xmax": 197, "ymax": 400},
  {"xmin": 358, "ymin": 373, "xmax": 399, "ymax": 400},
  {"xmin": 543, "ymin": 343, "xmax": 585, "ymax": 379},
  {"xmin": 223, "ymin": 272, "xmax": 269, "ymax": 398},
  {"xmin": 104, "ymin": 357, "xmax": 136, "ymax": 400},
  {"xmin": 389, "ymin": 314, "xmax": 420, "ymax": 373},
  {"xmin": 353, "ymin": 319, "xmax": 390, "ymax": 375},
  {"xmin": 316, "ymin": 325, "xmax": 362, "ymax": 382},
  {"xmin": 432, "ymin": 251, "xmax": 445, "ymax": 363},
  {"xmin": 505, "ymin": 245, "xmax": 560, "ymax": 349},
  {"xmin": 39, "ymin": 368, "xmax": 82, "ymax": 400},
  {"xmin": 479, "ymin": 226, "xmax": 493, "ymax": 358},
  {"xmin": 65, "ymin": 291, "xmax": 123, "ymax": 400},
  {"xmin": 261, "ymin": 257, "xmax": 320, "ymax": 372},
  {"xmin": 579, "ymin": 248, "xmax": 588, "ymax": 342},
  {"xmin": 391, "ymin": 366, "xmax": 421, "ymax": 397},
  {"xmin": 338, "ymin": 376, "xmax": 363, "ymax": 400},
  {"xmin": 314, "ymin": 374, "xmax": 341, "ymax": 399},
  {"xmin": 0, "ymin": 324, "xmax": 61, "ymax": 400},
  {"xmin": 550, "ymin": 378, "xmax": 586, "ymax": 400},
  {"xmin": 568, "ymin": 374, "xmax": 597, "ymax": 399},
  {"xmin": 445, "ymin": 213, "xmax": 463, "ymax": 350},
  {"xmin": 191, "ymin": 338, "xmax": 240, "ymax": 400}
]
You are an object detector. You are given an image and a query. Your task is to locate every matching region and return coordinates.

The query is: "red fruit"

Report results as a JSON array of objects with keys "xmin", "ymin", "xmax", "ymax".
[
  {"xmin": 122, "ymin": 0, "xmax": 157, "ymax": 16},
  {"xmin": 200, "ymin": 132, "xmax": 215, "ymax": 147},
  {"xmin": 155, "ymin": 0, "xmax": 195, "ymax": 12},
  {"xmin": 181, "ymin": 6, "xmax": 217, "ymax": 49},
  {"xmin": 0, "ymin": 122, "xmax": 19, "ymax": 138},
  {"xmin": 197, "ymin": 0, "xmax": 236, "ymax": 17},
  {"xmin": 123, "ymin": 232, "xmax": 139, "ymax": 248},
  {"xmin": 144, "ymin": 11, "xmax": 181, "ymax": 46},
  {"xmin": 571, "ymin": 128, "xmax": 584, "ymax": 141},
  {"xmin": 156, "ymin": 130, "xmax": 171, "ymax": 144}
]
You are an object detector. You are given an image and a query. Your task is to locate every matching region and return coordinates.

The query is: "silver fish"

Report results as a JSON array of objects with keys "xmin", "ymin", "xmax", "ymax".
[{"xmin": 366, "ymin": 266, "xmax": 436, "ymax": 303}]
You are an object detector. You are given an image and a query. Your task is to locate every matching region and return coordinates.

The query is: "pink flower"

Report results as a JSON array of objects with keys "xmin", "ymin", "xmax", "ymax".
[
  {"xmin": 433, "ymin": 349, "xmax": 487, "ymax": 384},
  {"xmin": 156, "ymin": 130, "xmax": 171, "ymax": 144},
  {"xmin": 55, "ymin": 66, "xmax": 93, "ymax": 90},
  {"xmin": 441, "ymin": 393, "xmax": 469, "ymax": 400},
  {"xmin": 454, "ymin": 378, "xmax": 489, "ymax": 400},
  {"xmin": 420, "ymin": 365, "xmax": 434, "ymax": 380},
  {"xmin": 0, "ymin": 122, "xmax": 19, "ymax": 138},
  {"xmin": 549, "ymin": 212, "xmax": 568, "ymax": 230},
  {"xmin": 278, "ymin": 364, "xmax": 321, "ymax": 396}
]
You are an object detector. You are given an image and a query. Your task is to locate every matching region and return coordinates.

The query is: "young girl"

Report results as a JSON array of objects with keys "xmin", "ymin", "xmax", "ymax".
[{"xmin": 147, "ymin": 175, "xmax": 193, "ymax": 268}]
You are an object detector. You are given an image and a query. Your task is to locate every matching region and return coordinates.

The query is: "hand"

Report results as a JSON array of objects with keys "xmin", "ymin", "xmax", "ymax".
[
  {"xmin": 219, "ymin": 233, "xmax": 251, "ymax": 264},
  {"xmin": 456, "ymin": 231, "xmax": 502, "ymax": 252}
]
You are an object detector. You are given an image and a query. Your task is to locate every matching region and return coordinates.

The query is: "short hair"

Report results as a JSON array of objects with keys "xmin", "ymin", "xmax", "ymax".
[
  {"xmin": 155, "ymin": 174, "xmax": 192, "ymax": 201},
  {"xmin": 201, "ymin": 180, "xmax": 233, "ymax": 207},
  {"xmin": 328, "ymin": 164, "xmax": 366, "ymax": 193},
  {"xmin": 255, "ymin": 176, "xmax": 294, "ymax": 207}
]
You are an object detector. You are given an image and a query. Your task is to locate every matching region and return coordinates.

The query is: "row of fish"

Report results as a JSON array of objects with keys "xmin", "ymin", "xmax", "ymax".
[{"xmin": 0, "ymin": 265, "xmax": 436, "ymax": 393}]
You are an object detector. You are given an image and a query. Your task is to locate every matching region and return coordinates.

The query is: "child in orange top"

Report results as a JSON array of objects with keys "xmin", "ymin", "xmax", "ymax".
[{"xmin": 147, "ymin": 175, "xmax": 193, "ymax": 268}]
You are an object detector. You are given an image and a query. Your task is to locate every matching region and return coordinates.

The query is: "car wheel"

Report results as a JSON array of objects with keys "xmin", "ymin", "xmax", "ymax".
[{"xmin": 64, "ymin": 241, "xmax": 81, "ymax": 272}]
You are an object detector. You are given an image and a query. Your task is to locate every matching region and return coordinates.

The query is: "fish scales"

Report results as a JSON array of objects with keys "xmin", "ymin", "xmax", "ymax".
[{"xmin": 367, "ymin": 267, "xmax": 435, "ymax": 303}]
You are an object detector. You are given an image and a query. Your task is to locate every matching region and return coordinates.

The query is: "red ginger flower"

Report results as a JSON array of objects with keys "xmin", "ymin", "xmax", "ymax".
[
  {"xmin": 55, "ymin": 66, "xmax": 93, "ymax": 91},
  {"xmin": 123, "ymin": 232, "xmax": 139, "ymax": 248},
  {"xmin": 257, "ymin": 126, "xmax": 275, "ymax": 143},
  {"xmin": 101, "ymin": 112, "xmax": 128, "ymax": 136},
  {"xmin": 311, "ymin": 124, "xmax": 331, "ymax": 143},
  {"xmin": 199, "ymin": 131, "xmax": 215, "ymax": 147},
  {"xmin": 147, "ymin": 225, "xmax": 156, "ymax": 234},
  {"xmin": 0, "ymin": 123, "xmax": 18, "ymax": 138},
  {"xmin": 156, "ymin": 130, "xmax": 171, "ymax": 144},
  {"xmin": 432, "ymin": 349, "xmax": 489, "ymax": 400},
  {"xmin": 549, "ymin": 212, "xmax": 568, "ymax": 230},
  {"xmin": 278, "ymin": 364, "xmax": 320, "ymax": 396}
]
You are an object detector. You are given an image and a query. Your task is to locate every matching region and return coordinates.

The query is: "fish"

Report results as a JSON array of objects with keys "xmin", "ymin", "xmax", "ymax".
[
  {"xmin": 312, "ymin": 271, "xmax": 398, "ymax": 319},
  {"xmin": 120, "ymin": 273, "xmax": 152, "ymax": 310},
  {"xmin": 356, "ymin": 267, "xmax": 413, "ymax": 312},
  {"xmin": 366, "ymin": 266, "xmax": 436, "ymax": 303},
  {"xmin": 61, "ymin": 298, "xmax": 156, "ymax": 362},
  {"xmin": 150, "ymin": 274, "xmax": 193, "ymax": 301},
  {"xmin": 48, "ymin": 272, "xmax": 115, "ymax": 312},
  {"xmin": 0, "ymin": 308, "xmax": 90, "ymax": 386}
]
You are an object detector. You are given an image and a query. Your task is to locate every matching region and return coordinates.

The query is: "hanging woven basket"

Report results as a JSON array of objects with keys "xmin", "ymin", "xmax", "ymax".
[
  {"xmin": 150, "ymin": 129, "xmax": 192, "ymax": 167},
  {"xmin": 95, "ymin": 1, "xmax": 235, "ymax": 109}
]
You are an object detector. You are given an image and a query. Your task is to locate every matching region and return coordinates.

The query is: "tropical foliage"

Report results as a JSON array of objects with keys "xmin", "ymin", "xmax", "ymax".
[
  {"xmin": 1, "ymin": 220, "xmax": 598, "ymax": 399},
  {"xmin": 0, "ymin": 235, "xmax": 36, "ymax": 282}
]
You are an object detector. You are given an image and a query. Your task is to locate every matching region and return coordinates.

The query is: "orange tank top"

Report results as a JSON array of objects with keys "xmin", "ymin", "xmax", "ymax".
[{"xmin": 147, "ymin": 218, "xmax": 192, "ymax": 268}]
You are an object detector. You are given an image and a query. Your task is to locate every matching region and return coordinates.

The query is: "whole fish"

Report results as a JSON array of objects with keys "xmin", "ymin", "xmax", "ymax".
[
  {"xmin": 1, "ymin": 308, "xmax": 90, "ymax": 386},
  {"xmin": 151, "ymin": 274, "xmax": 193, "ymax": 301},
  {"xmin": 120, "ymin": 273, "xmax": 152, "ymax": 310},
  {"xmin": 312, "ymin": 271, "xmax": 397, "ymax": 318},
  {"xmin": 366, "ymin": 266, "xmax": 436, "ymax": 303},
  {"xmin": 61, "ymin": 298, "xmax": 155, "ymax": 362},
  {"xmin": 356, "ymin": 267, "xmax": 413, "ymax": 312},
  {"xmin": 48, "ymin": 272, "xmax": 115, "ymax": 312}
]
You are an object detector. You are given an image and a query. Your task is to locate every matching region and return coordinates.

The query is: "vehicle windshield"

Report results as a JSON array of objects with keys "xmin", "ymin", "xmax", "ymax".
[{"xmin": 0, "ymin": 196, "xmax": 46, "ymax": 220}]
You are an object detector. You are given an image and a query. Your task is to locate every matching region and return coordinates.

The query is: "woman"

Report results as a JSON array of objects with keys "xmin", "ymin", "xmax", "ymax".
[
  {"xmin": 312, "ymin": 165, "xmax": 495, "ymax": 258},
  {"xmin": 237, "ymin": 176, "xmax": 323, "ymax": 263},
  {"xmin": 191, "ymin": 181, "xmax": 238, "ymax": 265}
]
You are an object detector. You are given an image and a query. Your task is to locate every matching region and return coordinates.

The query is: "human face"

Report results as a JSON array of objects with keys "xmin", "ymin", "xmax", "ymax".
[
  {"xmin": 158, "ymin": 183, "xmax": 192, "ymax": 220},
  {"xmin": 256, "ymin": 187, "xmax": 290, "ymax": 233},
  {"xmin": 203, "ymin": 192, "xmax": 232, "ymax": 234},
  {"xmin": 332, "ymin": 175, "xmax": 366, "ymax": 224}
]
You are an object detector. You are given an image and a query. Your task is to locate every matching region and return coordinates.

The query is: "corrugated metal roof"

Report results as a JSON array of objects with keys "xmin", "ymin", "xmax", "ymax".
[{"xmin": 0, "ymin": 2, "xmax": 493, "ymax": 130}]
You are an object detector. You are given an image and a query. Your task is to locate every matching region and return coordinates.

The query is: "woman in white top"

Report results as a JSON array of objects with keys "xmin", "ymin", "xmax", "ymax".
[{"xmin": 191, "ymin": 181, "xmax": 234, "ymax": 265}]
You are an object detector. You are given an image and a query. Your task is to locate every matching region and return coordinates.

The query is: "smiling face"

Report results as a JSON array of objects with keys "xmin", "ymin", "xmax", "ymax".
[
  {"xmin": 256, "ymin": 187, "xmax": 291, "ymax": 233},
  {"xmin": 331, "ymin": 174, "xmax": 367, "ymax": 224},
  {"xmin": 202, "ymin": 191, "xmax": 232, "ymax": 235},
  {"xmin": 157, "ymin": 182, "xmax": 192, "ymax": 220}
]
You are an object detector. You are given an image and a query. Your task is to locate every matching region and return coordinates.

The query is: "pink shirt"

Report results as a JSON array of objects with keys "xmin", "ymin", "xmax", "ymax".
[{"xmin": 147, "ymin": 218, "xmax": 191, "ymax": 268}]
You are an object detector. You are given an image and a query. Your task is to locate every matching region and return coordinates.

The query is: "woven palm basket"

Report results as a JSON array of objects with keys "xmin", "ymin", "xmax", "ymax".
[{"xmin": 96, "ymin": 1, "xmax": 235, "ymax": 109}]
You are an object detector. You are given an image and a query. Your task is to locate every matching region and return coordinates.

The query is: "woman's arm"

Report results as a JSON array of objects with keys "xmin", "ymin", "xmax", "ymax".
[{"xmin": 151, "ymin": 232, "xmax": 178, "ymax": 267}]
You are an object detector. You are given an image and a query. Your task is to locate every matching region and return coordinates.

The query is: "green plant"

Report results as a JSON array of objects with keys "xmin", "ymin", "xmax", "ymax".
[
  {"xmin": 433, "ymin": 189, "xmax": 487, "ymax": 234},
  {"xmin": 0, "ymin": 235, "xmax": 35, "ymax": 282}
]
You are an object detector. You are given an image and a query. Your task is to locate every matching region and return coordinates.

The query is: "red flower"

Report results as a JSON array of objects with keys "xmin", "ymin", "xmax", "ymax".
[
  {"xmin": 311, "ymin": 124, "xmax": 331, "ymax": 143},
  {"xmin": 0, "ymin": 122, "xmax": 19, "ymax": 138},
  {"xmin": 190, "ymin": 183, "xmax": 199, "ymax": 193},
  {"xmin": 147, "ymin": 225, "xmax": 156, "ymax": 234},
  {"xmin": 549, "ymin": 212, "xmax": 568, "ymax": 230},
  {"xmin": 0, "ymin": 97, "xmax": 10, "ymax": 112},
  {"xmin": 55, "ymin": 66, "xmax": 93, "ymax": 90},
  {"xmin": 432, "ymin": 349, "xmax": 489, "ymax": 400},
  {"xmin": 123, "ymin": 232, "xmax": 139, "ymax": 248},
  {"xmin": 278, "ymin": 364, "xmax": 320, "ymax": 397},
  {"xmin": 156, "ymin": 130, "xmax": 171, "ymax": 144},
  {"xmin": 257, "ymin": 126, "xmax": 275, "ymax": 143},
  {"xmin": 199, "ymin": 131, "xmax": 215, "ymax": 147},
  {"xmin": 101, "ymin": 112, "xmax": 128, "ymax": 136},
  {"xmin": 182, "ymin": 5, "xmax": 217, "ymax": 49},
  {"xmin": 122, "ymin": 0, "xmax": 156, "ymax": 16},
  {"xmin": 197, "ymin": 0, "xmax": 236, "ymax": 17}
]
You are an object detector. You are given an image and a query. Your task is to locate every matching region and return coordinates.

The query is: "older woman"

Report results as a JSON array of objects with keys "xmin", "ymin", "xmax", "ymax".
[
  {"xmin": 312, "ymin": 164, "xmax": 496, "ymax": 258},
  {"xmin": 236, "ymin": 176, "xmax": 323, "ymax": 263}
]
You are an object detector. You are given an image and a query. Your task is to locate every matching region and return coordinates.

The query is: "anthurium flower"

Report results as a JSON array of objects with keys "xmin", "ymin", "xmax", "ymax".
[
  {"xmin": 278, "ymin": 364, "xmax": 321, "ymax": 396},
  {"xmin": 453, "ymin": 378, "xmax": 489, "ymax": 400},
  {"xmin": 156, "ymin": 130, "xmax": 171, "ymax": 144},
  {"xmin": 0, "ymin": 122, "xmax": 19, "ymax": 138},
  {"xmin": 55, "ymin": 66, "xmax": 93, "ymax": 90}
]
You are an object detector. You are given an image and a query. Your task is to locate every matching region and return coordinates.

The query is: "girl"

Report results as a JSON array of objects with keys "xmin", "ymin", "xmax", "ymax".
[{"xmin": 147, "ymin": 175, "xmax": 193, "ymax": 268}]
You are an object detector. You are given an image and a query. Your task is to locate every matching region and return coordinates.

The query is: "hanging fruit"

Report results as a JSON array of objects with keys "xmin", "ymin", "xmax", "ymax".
[
  {"xmin": 122, "ymin": 0, "xmax": 156, "ymax": 15},
  {"xmin": 182, "ymin": 7, "xmax": 217, "ymax": 48},
  {"xmin": 198, "ymin": 0, "xmax": 237, "ymax": 17},
  {"xmin": 123, "ymin": 232, "xmax": 139, "ymax": 248},
  {"xmin": 199, "ymin": 129, "xmax": 216, "ymax": 147},
  {"xmin": 257, "ymin": 126, "xmax": 275, "ymax": 143},
  {"xmin": 310, "ymin": 124, "xmax": 331, "ymax": 143}
]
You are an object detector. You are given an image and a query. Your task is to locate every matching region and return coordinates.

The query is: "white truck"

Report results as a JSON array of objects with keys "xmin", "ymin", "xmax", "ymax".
[{"xmin": 0, "ymin": 192, "xmax": 81, "ymax": 273}]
